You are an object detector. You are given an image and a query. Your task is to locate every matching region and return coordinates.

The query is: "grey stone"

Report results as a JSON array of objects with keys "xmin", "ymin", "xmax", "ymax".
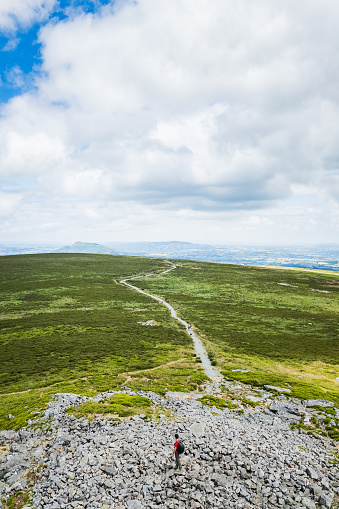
[
  {"xmin": 319, "ymin": 492, "xmax": 334, "ymax": 508},
  {"xmin": 303, "ymin": 400, "xmax": 334, "ymax": 408},
  {"xmin": 269, "ymin": 401, "xmax": 303, "ymax": 416},
  {"xmin": 301, "ymin": 497, "xmax": 317, "ymax": 508},
  {"xmin": 126, "ymin": 501, "xmax": 142, "ymax": 509},
  {"xmin": 101, "ymin": 466, "xmax": 118, "ymax": 476},
  {"xmin": 264, "ymin": 385, "xmax": 291, "ymax": 393},
  {"xmin": 306, "ymin": 467, "xmax": 319, "ymax": 480},
  {"xmin": 212, "ymin": 473, "xmax": 228, "ymax": 487}
]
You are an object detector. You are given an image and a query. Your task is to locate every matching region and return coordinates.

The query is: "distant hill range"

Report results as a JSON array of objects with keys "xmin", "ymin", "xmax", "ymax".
[
  {"xmin": 1, "ymin": 241, "xmax": 339, "ymax": 271},
  {"xmin": 55, "ymin": 241, "xmax": 118, "ymax": 255},
  {"xmin": 54, "ymin": 241, "xmax": 339, "ymax": 272},
  {"xmin": 55, "ymin": 240, "xmax": 215, "ymax": 258}
]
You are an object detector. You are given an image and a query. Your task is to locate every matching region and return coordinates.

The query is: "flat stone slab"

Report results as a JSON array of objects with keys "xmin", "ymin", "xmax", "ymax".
[
  {"xmin": 269, "ymin": 401, "xmax": 303, "ymax": 417},
  {"xmin": 264, "ymin": 385, "xmax": 291, "ymax": 393},
  {"xmin": 245, "ymin": 395, "xmax": 265, "ymax": 403},
  {"xmin": 189, "ymin": 422, "xmax": 206, "ymax": 434},
  {"xmin": 165, "ymin": 392, "xmax": 202, "ymax": 400},
  {"xmin": 303, "ymin": 399, "xmax": 334, "ymax": 408}
]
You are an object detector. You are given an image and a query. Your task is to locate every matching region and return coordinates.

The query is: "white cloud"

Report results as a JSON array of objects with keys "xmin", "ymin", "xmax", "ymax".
[
  {"xmin": 2, "ymin": 38, "xmax": 20, "ymax": 51},
  {"xmin": 1, "ymin": 0, "xmax": 339, "ymax": 243},
  {"xmin": 0, "ymin": 131, "xmax": 66, "ymax": 178},
  {"xmin": 0, "ymin": 0, "xmax": 56, "ymax": 32},
  {"xmin": 5, "ymin": 66, "xmax": 25, "ymax": 88},
  {"xmin": 324, "ymin": 175, "xmax": 339, "ymax": 203},
  {"xmin": 0, "ymin": 191, "xmax": 22, "ymax": 220}
]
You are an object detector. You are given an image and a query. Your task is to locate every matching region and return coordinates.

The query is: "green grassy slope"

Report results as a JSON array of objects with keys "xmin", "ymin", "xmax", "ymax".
[
  {"xmin": 0, "ymin": 254, "xmax": 201, "ymax": 429},
  {"xmin": 137, "ymin": 261, "xmax": 339, "ymax": 402},
  {"xmin": 2, "ymin": 254, "xmax": 339, "ymax": 431}
]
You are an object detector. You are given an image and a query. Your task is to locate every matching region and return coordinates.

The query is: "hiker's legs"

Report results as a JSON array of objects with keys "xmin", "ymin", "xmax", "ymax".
[{"xmin": 175, "ymin": 453, "xmax": 181, "ymax": 470}]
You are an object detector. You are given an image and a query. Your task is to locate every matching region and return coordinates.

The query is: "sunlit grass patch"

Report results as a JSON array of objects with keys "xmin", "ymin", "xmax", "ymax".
[
  {"xmin": 222, "ymin": 367, "xmax": 339, "ymax": 406},
  {"xmin": 0, "ymin": 373, "xmax": 134, "ymax": 431},
  {"xmin": 197, "ymin": 395, "xmax": 238, "ymax": 410},
  {"xmin": 2, "ymin": 489, "xmax": 32, "ymax": 509},
  {"xmin": 310, "ymin": 405, "xmax": 336, "ymax": 415},
  {"xmin": 65, "ymin": 393, "xmax": 152, "ymax": 420},
  {"xmin": 124, "ymin": 362, "xmax": 209, "ymax": 395},
  {"xmin": 241, "ymin": 397, "xmax": 261, "ymax": 408},
  {"xmin": 0, "ymin": 390, "xmax": 50, "ymax": 431}
]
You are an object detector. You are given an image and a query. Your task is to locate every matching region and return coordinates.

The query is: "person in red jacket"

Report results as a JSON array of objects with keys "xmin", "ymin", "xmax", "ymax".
[{"xmin": 173, "ymin": 433, "xmax": 182, "ymax": 471}]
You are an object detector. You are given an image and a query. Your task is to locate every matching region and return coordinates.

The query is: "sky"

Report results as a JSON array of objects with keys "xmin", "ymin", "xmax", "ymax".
[{"xmin": 0, "ymin": 0, "xmax": 339, "ymax": 246}]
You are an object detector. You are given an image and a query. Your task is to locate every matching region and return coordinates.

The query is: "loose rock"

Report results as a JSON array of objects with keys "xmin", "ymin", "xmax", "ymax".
[{"xmin": 1, "ymin": 385, "xmax": 339, "ymax": 508}]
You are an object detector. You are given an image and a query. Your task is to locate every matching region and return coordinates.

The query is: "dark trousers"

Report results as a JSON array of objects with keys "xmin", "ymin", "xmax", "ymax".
[{"xmin": 175, "ymin": 452, "xmax": 181, "ymax": 470}]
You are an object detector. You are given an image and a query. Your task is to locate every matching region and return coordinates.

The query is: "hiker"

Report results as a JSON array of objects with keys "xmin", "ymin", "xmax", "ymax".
[{"xmin": 173, "ymin": 433, "xmax": 184, "ymax": 470}]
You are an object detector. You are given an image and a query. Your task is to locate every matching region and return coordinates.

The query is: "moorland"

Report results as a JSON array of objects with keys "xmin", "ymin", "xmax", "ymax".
[
  {"xmin": 137, "ymin": 261, "xmax": 339, "ymax": 404},
  {"xmin": 0, "ymin": 253, "xmax": 339, "ymax": 433},
  {"xmin": 0, "ymin": 254, "xmax": 204, "ymax": 430}
]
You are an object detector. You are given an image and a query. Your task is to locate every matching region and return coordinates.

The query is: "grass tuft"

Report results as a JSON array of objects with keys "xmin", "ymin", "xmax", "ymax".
[{"xmin": 197, "ymin": 395, "xmax": 238, "ymax": 410}]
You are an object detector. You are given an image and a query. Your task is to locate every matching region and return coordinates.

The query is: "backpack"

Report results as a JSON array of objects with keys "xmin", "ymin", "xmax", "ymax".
[{"xmin": 177, "ymin": 441, "xmax": 184, "ymax": 454}]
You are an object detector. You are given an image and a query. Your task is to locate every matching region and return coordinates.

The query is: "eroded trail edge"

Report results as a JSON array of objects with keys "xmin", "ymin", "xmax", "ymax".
[{"xmin": 120, "ymin": 262, "xmax": 221, "ymax": 379}]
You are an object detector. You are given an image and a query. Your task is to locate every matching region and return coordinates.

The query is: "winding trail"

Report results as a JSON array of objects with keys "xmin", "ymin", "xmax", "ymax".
[
  {"xmin": 0, "ymin": 263, "xmax": 220, "ymax": 398},
  {"xmin": 120, "ymin": 262, "xmax": 221, "ymax": 379}
]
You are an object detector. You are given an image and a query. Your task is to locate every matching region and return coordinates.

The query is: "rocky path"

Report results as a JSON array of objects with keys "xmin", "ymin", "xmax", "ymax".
[
  {"xmin": 121, "ymin": 264, "xmax": 220, "ymax": 379},
  {"xmin": 1, "ymin": 380, "xmax": 339, "ymax": 509}
]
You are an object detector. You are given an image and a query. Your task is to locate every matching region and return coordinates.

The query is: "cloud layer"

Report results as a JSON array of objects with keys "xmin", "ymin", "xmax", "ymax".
[
  {"xmin": 0, "ymin": 0, "xmax": 56, "ymax": 31},
  {"xmin": 1, "ymin": 0, "xmax": 339, "ymax": 243}
]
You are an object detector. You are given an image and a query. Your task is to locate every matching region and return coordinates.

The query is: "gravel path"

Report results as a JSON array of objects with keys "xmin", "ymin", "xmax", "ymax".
[{"xmin": 121, "ymin": 264, "xmax": 220, "ymax": 379}]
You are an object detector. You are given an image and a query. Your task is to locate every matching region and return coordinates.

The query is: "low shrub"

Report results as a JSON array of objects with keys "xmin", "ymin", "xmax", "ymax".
[
  {"xmin": 197, "ymin": 395, "xmax": 238, "ymax": 410},
  {"xmin": 65, "ymin": 393, "xmax": 152, "ymax": 420}
]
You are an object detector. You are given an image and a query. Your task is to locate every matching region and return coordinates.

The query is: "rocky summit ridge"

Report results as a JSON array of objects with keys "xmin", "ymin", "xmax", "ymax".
[{"xmin": 1, "ymin": 380, "xmax": 339, "ymax": 509}]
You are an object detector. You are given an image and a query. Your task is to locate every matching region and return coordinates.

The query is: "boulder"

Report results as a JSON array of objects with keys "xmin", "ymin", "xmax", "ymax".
[
  {"xmin": 303, "ymin": 400, "xmax": 334, "ymax": 408},
  {"xmin": 269, "ymin": 401, "xmax": 303, "ymax": 418}
]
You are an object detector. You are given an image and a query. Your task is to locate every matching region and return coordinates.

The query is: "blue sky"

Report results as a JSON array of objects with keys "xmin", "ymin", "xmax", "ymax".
[
  {"xmin": 0, "ymin": 0, "xmax": 111, "ymax": 103},
  {"xmin": 0, "ymin": 0, "xmax": 339, "ymax": 245},
  {"xmin": 1, "ymin": 26, "xmax": 42, "ymax": 103}
]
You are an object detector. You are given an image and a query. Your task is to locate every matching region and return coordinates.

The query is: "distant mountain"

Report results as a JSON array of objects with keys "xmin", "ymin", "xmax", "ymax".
[{"xmin": 55, "ymin": 242, "xmax": 117, "ymax": 255}]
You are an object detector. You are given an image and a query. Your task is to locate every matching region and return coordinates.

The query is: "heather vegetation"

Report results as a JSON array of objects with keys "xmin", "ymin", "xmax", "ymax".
[
  {"xmin": 0, "ymin": 254, "xmax": 200, "ymax": 430},
  {"xmin": 137, "ymin": 260, "xmax": 339, "ymax": 403},
  {"xmin": 196, "ymin": 395, "xmax": 238, "ymax": 410},
  {"xmin": 65, "ymin": 393, "xmax": 154, "ymax": 421},
  {"xmin": 1, "ymin": 253, "xmax": 339, "ymax": 432}
]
